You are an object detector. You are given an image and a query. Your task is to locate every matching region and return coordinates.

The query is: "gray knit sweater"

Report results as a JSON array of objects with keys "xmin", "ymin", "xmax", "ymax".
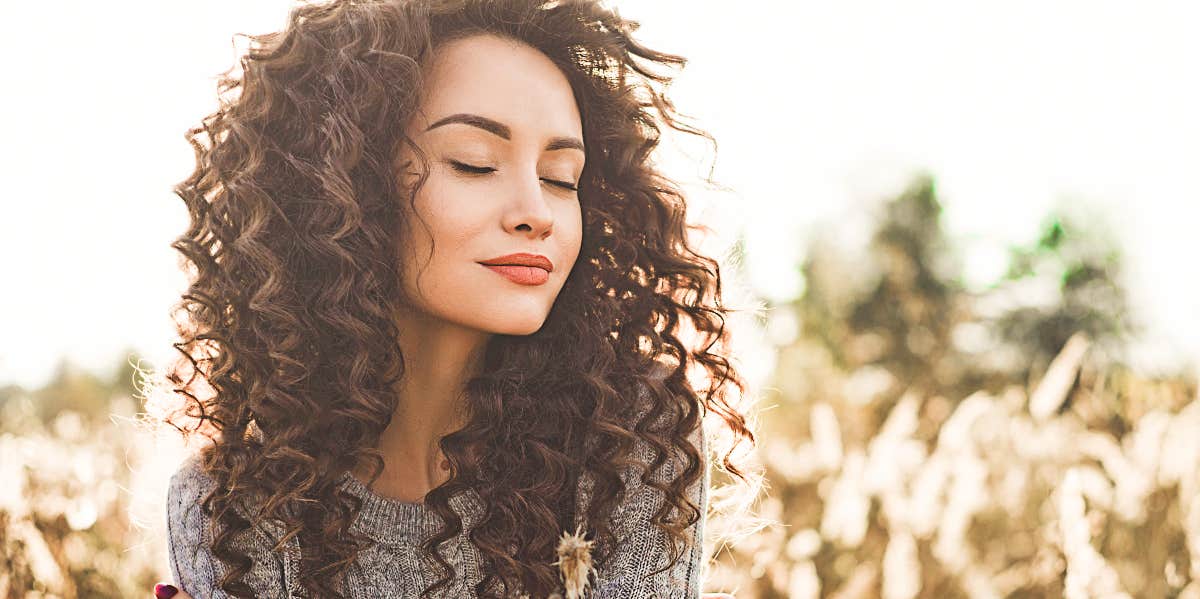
[{"xmin": 165, "ymin": 414, "xmax": 708, "ymax": 598}]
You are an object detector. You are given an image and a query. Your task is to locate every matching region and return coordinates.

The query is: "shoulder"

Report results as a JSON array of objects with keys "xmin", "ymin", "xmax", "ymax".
[
  {"xmin": 166, "ymin": 452, "xmax": 274, "ymax": 526},
  {"xmin": 168, "ymin": 452, "xmax": 214, "ymax": 499},
  {"xmin": 600, "ymin": 362, "xmax": 708, "ymax": 508},
  {"xmin": 628, "ymin": 362, "xmax": 706, "ymax": 464},
  {"xmin": 166, "ymin": 452, "xmax": 283, "ymax": 540},
  {"xmin": 167, "ymin": 453, "xmax": 217, "ymax": 530},
  {"xmin": 165, "ymin": 452, "xmax": 290, "ymax": 598},
  {"xmin": 165, "ymin": 453, "xmax": 222, "ymax": 596}
]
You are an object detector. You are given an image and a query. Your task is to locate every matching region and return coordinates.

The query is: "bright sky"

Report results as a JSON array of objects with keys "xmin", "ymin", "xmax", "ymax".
[{"xmin": 2, "ymin": 1, "xmax": 1197, "ymax": 389}]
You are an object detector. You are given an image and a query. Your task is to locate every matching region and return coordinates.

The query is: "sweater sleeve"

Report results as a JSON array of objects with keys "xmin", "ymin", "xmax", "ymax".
[
  {"xmin": 588, "ymin": 418, "xmax": 709, "ymax": 599},
  {"xmin": 166, "ymin": 455, "xmax": 289, "ymax": 599}
]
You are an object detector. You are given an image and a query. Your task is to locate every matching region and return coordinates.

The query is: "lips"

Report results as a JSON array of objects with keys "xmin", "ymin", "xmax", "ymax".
[
  {"xmin": 478, "ymin": 253, "xmax": 553, "ymax": 286},
  {"xmin": 477, "ymin": 252, "xmax": 553, "ymax": 272}
]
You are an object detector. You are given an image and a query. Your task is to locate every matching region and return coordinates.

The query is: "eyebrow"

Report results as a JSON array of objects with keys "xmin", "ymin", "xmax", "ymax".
[{"xmin": 425, "ymin": 112, "xmax": 585, "ymax": 154}]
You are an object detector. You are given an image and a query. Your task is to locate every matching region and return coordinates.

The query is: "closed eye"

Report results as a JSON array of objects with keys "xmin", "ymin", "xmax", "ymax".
[
  {"xmin": 545, "ymin": 179, "xmax": 579, "ymax": 192},
  {"xmin": 448, "ymin": 160, "xmax": 495, "ymax": 175},
  {"xmin": 448, "ymin": 160, "xmax": 578, "ymax": 192}
]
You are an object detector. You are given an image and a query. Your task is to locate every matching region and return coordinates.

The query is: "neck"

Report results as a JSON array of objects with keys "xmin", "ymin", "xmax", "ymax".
[{"xmin": 359, "ymin": 306, "xmax": 490, "ymax": 493}]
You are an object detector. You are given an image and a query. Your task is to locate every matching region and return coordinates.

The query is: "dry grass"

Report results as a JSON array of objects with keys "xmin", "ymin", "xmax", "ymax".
[
  {"xmin": 702, "ymin": 333, "xmax": 1200, "ymax": 598},
  {"xmin": 1, "ymin": 334, "xmax": 1197, "ymax": 598}
]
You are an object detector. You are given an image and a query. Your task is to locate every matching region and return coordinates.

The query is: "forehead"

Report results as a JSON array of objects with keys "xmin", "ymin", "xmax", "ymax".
[{"xmin": 414, "ymin": 33, "xmax": 582, "ymax": 139}]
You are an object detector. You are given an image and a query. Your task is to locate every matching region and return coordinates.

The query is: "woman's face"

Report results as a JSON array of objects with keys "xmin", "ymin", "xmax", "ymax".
[{"xmin": 395, "ymin": 33, "xmax": 585, "ymax": 336}]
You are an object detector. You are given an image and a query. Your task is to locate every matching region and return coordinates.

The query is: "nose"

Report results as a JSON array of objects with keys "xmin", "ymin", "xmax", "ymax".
[{"xmin": 501, "ymin": 168, "xmax": 555, "ymax": 238}]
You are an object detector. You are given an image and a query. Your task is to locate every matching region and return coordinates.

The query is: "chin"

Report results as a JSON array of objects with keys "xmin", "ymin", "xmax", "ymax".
[
  {"xmin": 462, "ymin": 307, "xmax": 550, "ymax": 336},
  {"xmin": 463, "ymin": 297, "xmax": 555, "ymax": 336},
  {"xmin": 486, "ymin": 318, "xmax": 548, "ymax": 336}
]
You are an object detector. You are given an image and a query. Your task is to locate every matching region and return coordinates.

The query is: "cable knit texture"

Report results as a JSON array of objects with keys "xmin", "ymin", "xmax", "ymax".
[{"xmin": 165, "ymin": 395, "xmax": 708, "ymax": 598}]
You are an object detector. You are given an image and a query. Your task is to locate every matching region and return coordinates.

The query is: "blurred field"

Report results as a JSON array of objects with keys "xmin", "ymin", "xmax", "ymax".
[
  {"xmin": 702, "ymin": 176, "xmax": 1200, "ymax": 599},
  {"xmin": 2, "ymin": 174, "xmax": 1196, "ymax": 598},
  {"xmin": 704, "ymin": 338, "xmax": 1197, "ymax": 598}
]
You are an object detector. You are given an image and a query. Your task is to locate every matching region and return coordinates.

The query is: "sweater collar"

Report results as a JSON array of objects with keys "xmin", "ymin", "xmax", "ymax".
[{"xmin": 338, "ymin": 471, "xmax": 483, "ymax": 545}]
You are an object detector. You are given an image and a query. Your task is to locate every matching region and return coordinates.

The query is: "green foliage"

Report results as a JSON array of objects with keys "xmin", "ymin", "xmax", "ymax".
[
  {"xmin": 789, "ymin": 173, "xmax": 1139, "ymax": 407},
  {"xmin": 992, "ymin": 211, "xmax": 1136, "ymax": 372}
]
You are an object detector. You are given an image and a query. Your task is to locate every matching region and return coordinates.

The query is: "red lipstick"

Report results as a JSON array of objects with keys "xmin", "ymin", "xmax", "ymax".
[{"xmin": 477, "ymin": 252, "xmax": 553, "ymax": 286}]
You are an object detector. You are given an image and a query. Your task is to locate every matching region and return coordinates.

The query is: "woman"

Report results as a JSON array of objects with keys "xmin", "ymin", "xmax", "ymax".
[{"xmin": 152, "ymin": 0, "xmax": 754, "ymax": 597}]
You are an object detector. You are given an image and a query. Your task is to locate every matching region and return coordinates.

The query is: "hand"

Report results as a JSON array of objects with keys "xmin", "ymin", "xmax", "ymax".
[{"xmin": 702, "ymin": 595, "xmax": 736, "ymax": 599}]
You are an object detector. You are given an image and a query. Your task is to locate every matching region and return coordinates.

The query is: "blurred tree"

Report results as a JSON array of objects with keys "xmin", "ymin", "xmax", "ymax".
[
  {"xmin": 788, "ymin": 174, "xmax": 994, "ymax": 411},
  {"xmin": 988, "ymin": 207, "xmax": 1137, "ymax": 377},
  {"xmin": 842, "ymin": 174, "xmax": 966, "ymax": 395},
  {"xmin": 32, "ymin": 358, "xmax": 110, "ymax": 423},
  {"xmin": 24, "ymin": 349, "xmax": 147, "ymax": 425}
]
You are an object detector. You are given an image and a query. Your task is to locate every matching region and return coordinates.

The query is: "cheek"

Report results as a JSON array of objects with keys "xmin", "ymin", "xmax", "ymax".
[
  {"xmin": 408, "ymin": 178, "xmax": 489, "ymax": 260},
  {"xmin": 559, "ymin": 204, "xmax": 584, "ymax": 265},
  {"xmin": 570, "ymin": 207, "xmax": 584, "ymax": 248}
]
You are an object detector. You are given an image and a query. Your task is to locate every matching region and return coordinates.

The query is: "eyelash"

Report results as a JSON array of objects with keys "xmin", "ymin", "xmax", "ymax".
[{"xmin": 448, "ymin": 160, "xmax": 579, "ymax": 192}]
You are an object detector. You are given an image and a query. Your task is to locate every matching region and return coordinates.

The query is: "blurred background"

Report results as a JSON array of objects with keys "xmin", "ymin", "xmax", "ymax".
[{"xmin": 2, "ymin": 1, "xmax": 1197, "ymax": 597}]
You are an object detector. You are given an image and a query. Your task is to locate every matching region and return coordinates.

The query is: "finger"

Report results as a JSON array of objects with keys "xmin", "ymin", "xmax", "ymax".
[
  {"xmin": 153, "ymin": 583, "xmax": 193, "ymax": 599},
  {"xmin": 701, "ymin": 594, "xmax": 736, "ymax": 599}
]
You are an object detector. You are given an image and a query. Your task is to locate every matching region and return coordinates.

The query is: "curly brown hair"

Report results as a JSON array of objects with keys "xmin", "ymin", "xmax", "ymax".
[{"xmin": 155, "ymin": 0, "xmax": 756, "ymax": 597}]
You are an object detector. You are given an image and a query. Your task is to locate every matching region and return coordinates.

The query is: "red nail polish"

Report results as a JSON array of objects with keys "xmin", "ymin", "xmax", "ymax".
[{"xmin": 154, "ymin": 583, "xmax": 179, "ymax": 598}]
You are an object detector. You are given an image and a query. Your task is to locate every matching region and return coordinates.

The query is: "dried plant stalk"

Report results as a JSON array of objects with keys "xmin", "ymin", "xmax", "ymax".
[
  {"xmin": 553, "ymin": 523, "xmax": 597, "ymax": 599},
  {"xmin": 1029, "ymin": 332, "xmax": 1090, "ymax": 421}
]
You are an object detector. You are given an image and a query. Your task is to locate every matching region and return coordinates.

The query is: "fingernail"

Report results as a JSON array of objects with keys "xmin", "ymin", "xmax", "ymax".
[{"xmin": 154, "ymin": 583, "xmax": 179, "ymax": 598}]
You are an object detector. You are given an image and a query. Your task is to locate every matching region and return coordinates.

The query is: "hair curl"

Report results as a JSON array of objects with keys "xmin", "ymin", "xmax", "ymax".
[{"xmin": 155, "ymin": 0, "xmax": 757, "ymax": 596}]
